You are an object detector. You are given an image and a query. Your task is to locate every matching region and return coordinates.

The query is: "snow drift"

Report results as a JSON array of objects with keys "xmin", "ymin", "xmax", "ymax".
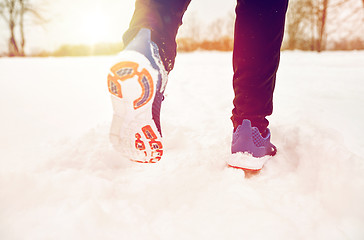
[{"xmin": 1, "ymin": 51, "xmax": 364, "ymax": 239}]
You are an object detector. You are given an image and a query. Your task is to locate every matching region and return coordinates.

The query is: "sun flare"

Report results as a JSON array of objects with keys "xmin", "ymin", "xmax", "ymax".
[{"xmin": 80, "ymin": 11, "xmax": 111, "ymax": 45}]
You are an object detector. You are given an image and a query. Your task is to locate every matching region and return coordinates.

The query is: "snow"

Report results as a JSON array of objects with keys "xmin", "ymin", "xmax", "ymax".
[{"xmin": 1, "ymin": 51, "xmax": 364, "ymax": 239}]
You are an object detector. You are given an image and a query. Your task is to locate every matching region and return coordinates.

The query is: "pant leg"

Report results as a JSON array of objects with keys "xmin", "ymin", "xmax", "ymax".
[
  {"xmin": 231, "ymin": 0, "xmax": 288, "ymax": 133},
  {"xmin": 123, "ymin": 0, "xmax": 191, "ymax": 72}
]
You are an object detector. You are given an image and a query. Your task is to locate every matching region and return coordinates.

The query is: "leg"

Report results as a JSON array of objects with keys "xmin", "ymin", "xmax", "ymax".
[
  {"xmin": 231, "ymin": 0, "xmax": 289, "ymax": 133},
  {"xmin": 108, "ymin": 0, "xmax": 190, "ymax": 163},
  {"xmin": 123, "ymin": 0, "xmax": 191, "ymax": 72}
]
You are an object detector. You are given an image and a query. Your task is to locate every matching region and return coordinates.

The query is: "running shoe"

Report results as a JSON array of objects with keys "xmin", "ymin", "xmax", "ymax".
[
  {"xmin": 107, "ymin": 28, "xmax": 167, "ymax": 163},
  {"xmin": 228, "ymin": 119, "xmax": 277, "ymax": 171}
]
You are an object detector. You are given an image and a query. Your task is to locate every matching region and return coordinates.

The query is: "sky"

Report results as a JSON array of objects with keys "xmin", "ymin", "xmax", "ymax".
[
  {"xmin": 0, "ymin": 0, "xmax": 236, "ymax": 54},
  {"xmin": 1, "ymin": 0, "xmax": 362, "ymax": 55}
]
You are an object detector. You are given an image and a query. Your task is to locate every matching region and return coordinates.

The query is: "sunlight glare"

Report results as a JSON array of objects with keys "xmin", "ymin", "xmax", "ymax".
[{"xmin": 80, "ymin": 11, "xmax": 111, "ymax": 45}]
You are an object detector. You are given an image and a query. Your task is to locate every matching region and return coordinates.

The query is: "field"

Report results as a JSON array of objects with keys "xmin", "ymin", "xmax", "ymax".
[{"xmin": 1, "ymin": 51, "xmax": 364, "ymax": 239}]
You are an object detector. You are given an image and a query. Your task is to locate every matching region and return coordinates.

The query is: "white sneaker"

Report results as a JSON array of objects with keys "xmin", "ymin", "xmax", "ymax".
[{"xmin": 107, "ymin": 29, "xmax": 168, "ymax": 163}]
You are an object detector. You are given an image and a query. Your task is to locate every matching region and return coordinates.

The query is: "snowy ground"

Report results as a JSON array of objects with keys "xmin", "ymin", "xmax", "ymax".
[{"xmin": 1, "ymin": 51, "xmax": 364, "ymax": 240}]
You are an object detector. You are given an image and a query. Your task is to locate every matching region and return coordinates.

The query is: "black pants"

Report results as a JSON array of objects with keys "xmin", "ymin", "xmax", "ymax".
[{"xmin": 123, "ymin": 0, "xmax": 289, "ymax": 133}]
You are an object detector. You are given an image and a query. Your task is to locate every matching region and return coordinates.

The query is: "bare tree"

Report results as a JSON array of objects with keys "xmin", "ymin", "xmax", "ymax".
[
  {"xmin": 285, "ymin": 0, "xmax": 335, "ymax": 51},
  {"xmin": 19, "ymin": 0, "xmax": 25, "ymax": 56},
  {"xmin": 0, "ymin": 0, "xmax": 45, "ymax": 56},
  {"xmin": 285, "ymin": 0, "xmax": 307, "ymax": 49},
  {"xmin": 302, "ymin": 0, "xmax": 330, "ymax": 51},
  {"xmin": 327, "ymin": 0, "xmax": 364, "ymax": 48},
  {"xmin": 286, "ymin": 0, "xmax": 364, "ymax": 51},
  {"xmin": 285, "ymin": 0, "xmax": 317, "ymax": 50},
  {"xmin": 316, "ymin": 0, "xmax": 330, "ymax": 51},
  {"xmin": 0, "ymin": 0, "xmax": 20, "ymax": 56}
]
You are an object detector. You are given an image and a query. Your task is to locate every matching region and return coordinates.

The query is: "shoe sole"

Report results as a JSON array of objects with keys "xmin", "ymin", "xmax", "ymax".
[
  {"xmin": 227, "ymin": 153, "xmax": 272, "ymax": 171},
  {"xmin": 107, "ymin": 51, "xmax": 163, "ymax": 163}
]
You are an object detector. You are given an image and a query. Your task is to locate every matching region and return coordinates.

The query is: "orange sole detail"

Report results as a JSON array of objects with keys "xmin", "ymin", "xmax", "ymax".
[
  {"xmin": 227, "ymin": 164, "xmax": 262, "ymax": 177},
  {"xmin": 107, "ymin": 61, "xmax": 154, "ymax": 110},
  {"xmin": 131, "ymin": 124, "xmax": 163, "ymax": 163}
]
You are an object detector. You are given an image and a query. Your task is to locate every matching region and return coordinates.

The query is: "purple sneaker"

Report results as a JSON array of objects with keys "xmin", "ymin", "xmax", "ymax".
[{"xmin": 227, "ymin": 119, "xmax": 277, "ymax": 171}]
